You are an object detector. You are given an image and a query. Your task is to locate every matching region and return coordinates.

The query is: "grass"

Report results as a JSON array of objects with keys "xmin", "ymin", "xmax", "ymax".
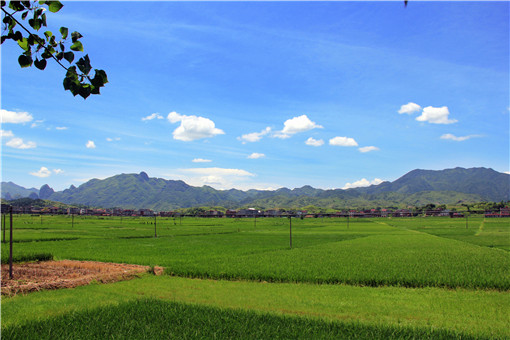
[{"xmin": 2, "ymin": 275, "xmax": 508, "ymax": 338}]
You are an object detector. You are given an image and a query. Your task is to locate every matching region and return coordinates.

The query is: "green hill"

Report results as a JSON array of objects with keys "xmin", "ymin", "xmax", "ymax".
[{"xmin": 2, "ymin": 167, "xmax": 508, "ymax": 210}]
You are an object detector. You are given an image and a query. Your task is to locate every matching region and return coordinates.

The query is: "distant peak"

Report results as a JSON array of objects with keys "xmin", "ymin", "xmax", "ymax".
[{"xmin": 138, "ymin": 171, "xmax": 149, "ymax": 181}]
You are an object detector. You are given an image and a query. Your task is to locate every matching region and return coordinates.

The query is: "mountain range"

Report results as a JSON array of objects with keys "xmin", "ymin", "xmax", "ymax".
[{"xmin": 2, "ymin": 167, "xmax": 509, "ymax": 210}]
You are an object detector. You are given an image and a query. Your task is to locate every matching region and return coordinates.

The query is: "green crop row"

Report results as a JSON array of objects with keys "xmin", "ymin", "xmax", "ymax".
[{"xmin": 1, "ymin": 298, "xmax": 482, "ymax": 340}]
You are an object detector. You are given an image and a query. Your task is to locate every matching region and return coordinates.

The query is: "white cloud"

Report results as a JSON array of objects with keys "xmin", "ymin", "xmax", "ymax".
[
  {"xmin": 142, "ymin": 113, "xmax": 164, "ymax": 121},
  {"xmin": 1, "ymin": 130, "xmax": 14, "ymax": 138},
  {"xmin": 167, "ymin": 111, "xmax": 225, "ymax": 141},
  {"xmin": 1, "ymin": 109, "xmax": 33, "ymax": 124},
  {"xmin": 398, "ymin": 102, "xmax": 421, "ymax": 115},
  {"xmin": 440, "ymin": 133, "xmax": 481, "ymax": 142},
  {"xmin": 342, "ymin": 178, "xmax": 383, "ymax": 190},
  {"xmin": 106, "ymin": 137, "xmax": 121, "ymax": 142},
  {"xmin": 53, "ymin": 169, "xmax": 64, "ymax": 174},
  {"xmin": 359, "ymin": 146, "xmax": 379, "ymax": 153},
  {"xmin": 55, "ymin": 126, "xmax": 68, "ymax": 130},
  {"xmin": 30, "ymin": 167, "xmax": 52, "ymax": 178},
  {"xmin": 416, "ymin": 106, "xmax": 457, "ymax": 124},
  {"xmin": 305, "ymin": 137, "xmax": 324, "ymax": 147},
  {"xmin": 182, "ymin": 167, "xmax": 254, "ymax": 177},
  {"xmin": 31, "ymin": 120, "xmax": 44, "ymax": 128},
  {"xmin": 86, "ymin": 140, "xmax": 96, "ymax": 149},
  {"xmin": 329, "ymin": 136, "xmax": 358, "ymax": 147},
  {"xmin": 6, "ymin": 137, "xmax": 36, "ymax": 149},
  {"xmin": 237, "ymin": 127, "xmax": 271, "ymax": 143},
  {"xmin": 177, "ymin": 167, "xmax": 255, "ymax": 189},
  {"xmin": 248, "ymin": 152, "xmax": 265, "ymax": 159},
  {"xmin": 274, "ymin": 115, "xmax": 323, "ymax": 139},
  {"xmin": 192, "ymin": 158, "xmax": 212, "ymax": 163}
]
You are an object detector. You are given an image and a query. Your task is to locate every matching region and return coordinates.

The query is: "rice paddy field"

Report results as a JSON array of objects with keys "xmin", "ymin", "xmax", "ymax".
[{"xmin": 1, "ymin": 214, "xmax": 509, "ymax": 339}]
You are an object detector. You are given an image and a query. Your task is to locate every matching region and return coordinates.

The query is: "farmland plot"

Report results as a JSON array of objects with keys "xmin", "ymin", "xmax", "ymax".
[{"xmin": 1, "ymin": 215, "xmax": 509, "ymax": 339}]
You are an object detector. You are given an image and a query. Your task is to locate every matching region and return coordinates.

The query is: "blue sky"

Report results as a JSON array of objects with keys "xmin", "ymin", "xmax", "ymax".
[{"xmin": 1, "ymin": 1, "xmax": 509, "ymax": 191}]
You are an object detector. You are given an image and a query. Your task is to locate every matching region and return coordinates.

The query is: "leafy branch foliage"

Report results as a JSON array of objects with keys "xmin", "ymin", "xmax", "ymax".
[{"xmin": 1, "ymin": 0, "xmax": 108, "ymax": 99}]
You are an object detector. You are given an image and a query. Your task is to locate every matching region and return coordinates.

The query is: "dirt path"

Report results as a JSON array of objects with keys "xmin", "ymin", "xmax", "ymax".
[{"xmin": 1, "ymin": 260, "xmax": 164, "ymax": 296}]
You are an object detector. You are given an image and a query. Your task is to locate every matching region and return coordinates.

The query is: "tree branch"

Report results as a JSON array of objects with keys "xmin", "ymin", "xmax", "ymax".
[{"xmin": 1, "ymin": 6, "xmax": 69, "ymax": 71}]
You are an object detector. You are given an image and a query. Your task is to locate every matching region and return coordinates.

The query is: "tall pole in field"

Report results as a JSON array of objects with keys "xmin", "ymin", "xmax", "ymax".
[
  {"xmin": 9, "ymin": 206, "xmax": 13, "ymax": 279},
  {"xmin": 154, "ymin": 215, "xmax": 157, "ymax": 238},
  {"xmin": 289, "ymin": 216, "xmax": 292, "ymax": 249},
  {"xmin": 2, "ymin": 212, "xmax": 6, "ymax": 243}
]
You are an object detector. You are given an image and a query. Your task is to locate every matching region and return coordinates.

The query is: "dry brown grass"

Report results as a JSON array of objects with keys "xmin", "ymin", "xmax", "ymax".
[{"xmin": 1, "ymin": 260, "xmax": 164, "ymax": 296}]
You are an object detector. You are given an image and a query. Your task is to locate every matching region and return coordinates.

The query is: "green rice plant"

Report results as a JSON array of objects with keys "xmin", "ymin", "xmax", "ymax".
[
  {"xmin": 1, "ymin": 299, "xmax": 481, "ymax": 340},
  {"xmin": 1, "ymin": 252, "xmax": 53, "ymax": 264}
]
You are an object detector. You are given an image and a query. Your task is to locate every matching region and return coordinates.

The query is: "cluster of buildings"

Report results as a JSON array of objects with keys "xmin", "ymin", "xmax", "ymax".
[{"xmin": 2, "ymin": 204, "xmax": 508, "ymax": 218}]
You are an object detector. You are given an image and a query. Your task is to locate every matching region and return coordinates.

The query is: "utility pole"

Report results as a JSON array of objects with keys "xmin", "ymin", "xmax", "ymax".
[
  {"xmin": 2, "ymin": 212, "xmax": 6, "ymax": 243},
  {"xmin": 9, "ymin": 206, "xmax": 13, "ymax": 279},
  {"xmin": 289, "ymin": 216, "xmax": 292, "ymax": 249}
]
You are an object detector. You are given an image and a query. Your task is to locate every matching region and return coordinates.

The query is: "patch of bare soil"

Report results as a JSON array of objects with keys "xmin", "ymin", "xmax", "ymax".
[{"xmin": 1, "ymin": 260, "xmax": 164, "ymax": 296}]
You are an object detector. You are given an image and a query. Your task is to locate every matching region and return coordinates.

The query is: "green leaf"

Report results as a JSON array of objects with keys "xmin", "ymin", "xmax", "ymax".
[
  {"xmin": 60, "ymin": 27, "xmax": 68, "ymax": 39},
  {"xmin": 3, "ymin": 15, "xmax": 16, "ymax": 30},
  {"xmin": 65, "ymin": 66, "xmax": 78, "ymax": 80},
  {"xmin": 70, "ymin": 40, "xmax": 83, "ymax": 52},
  {"xmin": 44, "ymin": 30, "xmax": 52, "ymax": 40},
  {"xmin": 90, "ymin": 84, "xmax": 100, "ymax": 95},
  {"xmin": 76, "ymin": 55, "xmax": 91, "ymax": 75},
  {"xmin": 14, "ymin": 30, "xmax": 22, "ymax": 41},
  {"xmin": 41, "ymin": 13, "xmax": 46, "ymax": 26},
  {"xmin": 78, "ymin": 84, "xmax": 91, "ymax": 99},
  {"xmin": 47, "ymin": 1, "xmax": 63, "ymax": 13},
  {"xmin": 9, "ymin": 1, "xmax": 25, "ymax": 11},
  {"xmin": 41, "ymin": 46, "xmax": 55, "ymax": 59},
  {"xmin": 28, "ymin": 18, "xmax": 41, "ymax": 31},
  {"xmin": 63, "ymin": 51, "xmax": 74, "ymax": 63},
  {"xmin": 21, "ymin": 10, "xmax": 28, "ymax": 20},
  {"xmin": 63, "ymin": 66, "xmax": 80, "ymax": 93},
  {"xmin": 17, "ymin": 38, "xmax": 29, "ymax": 51},
  {"xmin": 71, "ymin": 31, "xmax": 83, "ymax": 43},
  {"xmin": 21, "ymin": 1, "xmax": 30, "ymax": 8},
  {"xmin": 1, "ymin": 36, "xmax": 7, "ymax": 44},
  {"xmin": 18, "ymin": 54, "xmax": 32, "ymax": 68},
  {"xmin": 56, "ymin": 51, "xmax": 63, "ymax": 60},
  {"xmin": 91, "ymin": 69, "xmax": 108, "ymax": 87},
  {"xmin": 34, "ymin": 58, "xmax": 47, "ymax": 70}
]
